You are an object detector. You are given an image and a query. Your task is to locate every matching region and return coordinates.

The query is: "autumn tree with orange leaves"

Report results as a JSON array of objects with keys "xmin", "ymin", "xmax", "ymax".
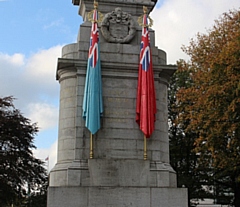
[
  {"xmin": 168, "ymin": 70, "xmax": 215, "ymax": 207},
  {"xmin": 174, "ymin": 9, "xmax": 240, "ymax": 206}
]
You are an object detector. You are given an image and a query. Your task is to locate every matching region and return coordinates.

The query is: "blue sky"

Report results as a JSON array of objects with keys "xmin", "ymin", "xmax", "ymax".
[
  {"xmin": 1, "ymin": 0, "xmax": 240, "ymax": 171},
  {"xmin": 1, "ymin": 0, "xmax": 81, "ymax": 55}
]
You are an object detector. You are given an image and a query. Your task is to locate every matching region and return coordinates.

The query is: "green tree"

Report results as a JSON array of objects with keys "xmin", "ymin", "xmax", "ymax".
[
  {"xmin": 0, "ymin": 96, "xmax": 48, "ymax": 207},
  {"xmin": 28, "ymin": 179, "xmax": 48, "ymax": 207},
  {"xmin": 175, "ymin": 9, "xmax": 240, "ymax": 206}
]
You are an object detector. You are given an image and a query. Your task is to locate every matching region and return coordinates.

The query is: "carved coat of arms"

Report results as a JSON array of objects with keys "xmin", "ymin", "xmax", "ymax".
[{"xmin": 101, "ymin": 7, "xmax": 136, "ymax": 43}]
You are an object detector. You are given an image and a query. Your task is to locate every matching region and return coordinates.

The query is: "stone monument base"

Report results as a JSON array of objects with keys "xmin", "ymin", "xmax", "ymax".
[
  {"xmin": 48, "ymin": 159, "xmax": 188, "ymax": 207},
  {"xmin": 48, "ymin": 186, "xmax": 187, "ymax": 207}
]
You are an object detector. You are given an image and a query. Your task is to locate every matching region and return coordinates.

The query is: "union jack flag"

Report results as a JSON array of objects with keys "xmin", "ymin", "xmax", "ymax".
[
  {"xmin": 140, "ymin": 14, "xmax": 151, "ymax": 71},
  {"xmin": 88, "ymin": 9, "xmax": 99, "ymax": 68}
]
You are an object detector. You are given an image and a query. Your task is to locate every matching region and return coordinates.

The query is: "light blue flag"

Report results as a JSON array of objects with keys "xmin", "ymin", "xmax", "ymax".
[{"xmin": 82, "ymin": 10, "xmax": 103, "ymax": 134}]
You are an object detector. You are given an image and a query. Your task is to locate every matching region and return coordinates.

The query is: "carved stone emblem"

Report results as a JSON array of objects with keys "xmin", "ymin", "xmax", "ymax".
[{"xmin": 101, "ymin": 7, "xmax": 136, "ymax": 43}]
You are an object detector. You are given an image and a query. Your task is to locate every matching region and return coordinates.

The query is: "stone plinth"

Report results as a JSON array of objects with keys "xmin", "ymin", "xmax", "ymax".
[{"xmin": 48, "ymin": 186, "xmax": 187, "ymax": 207}]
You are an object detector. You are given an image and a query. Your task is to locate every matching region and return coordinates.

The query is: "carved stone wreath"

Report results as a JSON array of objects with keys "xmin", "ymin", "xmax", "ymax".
[{"xmin": 101, "ymin": 7, "xmax": 136, "ymax": 43}]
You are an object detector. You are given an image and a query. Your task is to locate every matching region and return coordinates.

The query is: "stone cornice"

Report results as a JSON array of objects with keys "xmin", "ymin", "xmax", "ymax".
[
  {"xmin": 57, "ymin": 58, "xmax": 177, "ymax": 85},
  {"xmin": 73, "ymin": 0, "xmax": 157, "ymax": 8},
  {"xmin": 73, "ymin": 0, "xmax": 157, "ymax": 20}
]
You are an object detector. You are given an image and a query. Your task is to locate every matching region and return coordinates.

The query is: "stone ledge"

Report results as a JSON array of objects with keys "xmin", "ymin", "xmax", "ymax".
[{"xmin": 50, "ymin": 159, "xmax": 177, "ymax": 188}]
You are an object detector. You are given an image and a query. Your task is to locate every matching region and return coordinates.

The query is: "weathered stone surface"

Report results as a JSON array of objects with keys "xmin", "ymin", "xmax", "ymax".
[{"xmin": 48, "ymin": 186, "xmax": 188, "ymax": 207}]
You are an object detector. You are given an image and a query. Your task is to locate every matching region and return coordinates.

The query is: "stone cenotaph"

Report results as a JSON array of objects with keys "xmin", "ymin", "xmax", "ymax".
[{"xmin": 47, "ymin": 0, "xmax": 188, "ymax": 206}]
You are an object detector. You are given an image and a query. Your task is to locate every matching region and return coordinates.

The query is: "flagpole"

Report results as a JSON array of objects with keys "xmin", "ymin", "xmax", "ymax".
[
  {"xmin": 47, "ymin": 157, "xmax": 50, "ymax": 173},
  {"xmin": 90, "ymin": 133, "xmax": 94, "ymax": 159},
  {"xmin": 136, "ymin": 6, "xmax": 155, "ymax": 161},
  {"xmin": 144, "ymin": 135, "xmax": 147, "ymax": 160},
  {"xmin": 45, "ymin": 156, "xmax": 49, "ymax": 174}
]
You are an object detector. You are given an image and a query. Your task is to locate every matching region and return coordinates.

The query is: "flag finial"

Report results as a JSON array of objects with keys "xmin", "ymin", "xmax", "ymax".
[
  {"xmin": 87, "ymin": 1, "xmax": 103, "ymax": 23},
  {"xmin": 143, "ymin": 6, "xmax": 148, "ymax": 14},
  {"xmin": 138, "ymin": 6, "xmax": 153, "ymax": 28},
  {"xmin": 93, "ymin": 1, "xmax": 98, "ymax": 10}
]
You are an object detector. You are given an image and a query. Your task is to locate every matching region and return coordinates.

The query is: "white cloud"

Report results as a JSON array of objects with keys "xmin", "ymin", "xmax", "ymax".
[
  {"xmin": 151, "ymin": 0, "xmax": 240, "ymax": 64},
  {"xmin": 0, "ymin": 53, "xmax": 25, "ymax": 66},
  {"xmin": 27, "ymin": 102, "xmax": 59, "ymax": 130},
  {"xmin": 25, "ymin": 46, "xmax": 61, "ymax": 86},
  {"xmin": 0, "ymin": 46, "xmax": 62, "ymax": 129}
]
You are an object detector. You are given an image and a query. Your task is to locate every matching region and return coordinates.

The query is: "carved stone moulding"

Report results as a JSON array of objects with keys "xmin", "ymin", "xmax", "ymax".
[{"xmin": 101, "ymin": 7, "xmax": 137, "ymax": 44}]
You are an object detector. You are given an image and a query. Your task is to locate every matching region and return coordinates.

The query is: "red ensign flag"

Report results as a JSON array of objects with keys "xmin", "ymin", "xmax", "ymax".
[{"xmin": 136, "ymin": 13, "xmax": 156, "ymax": 138}]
